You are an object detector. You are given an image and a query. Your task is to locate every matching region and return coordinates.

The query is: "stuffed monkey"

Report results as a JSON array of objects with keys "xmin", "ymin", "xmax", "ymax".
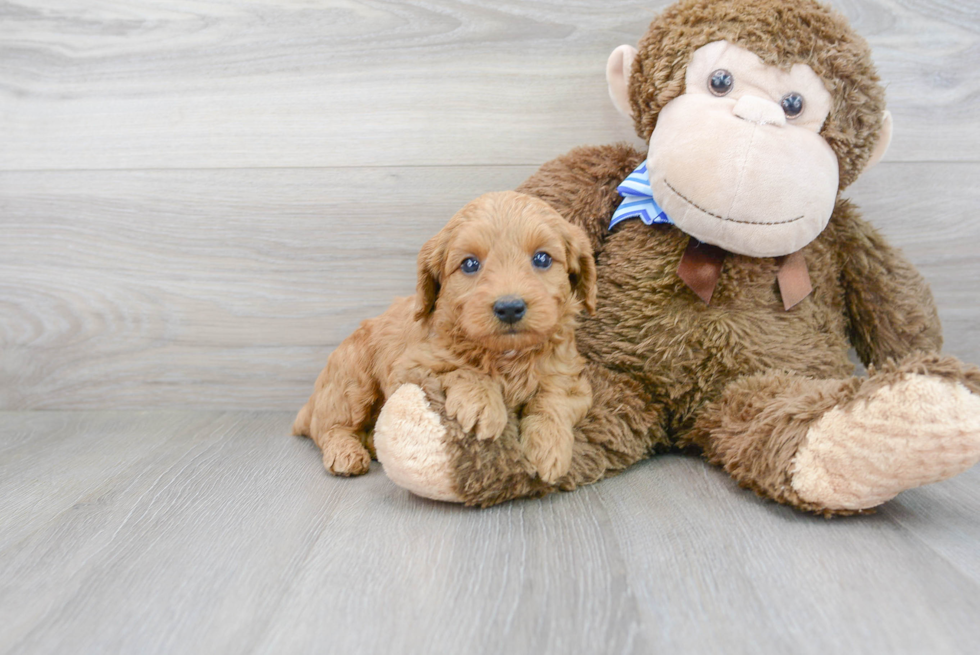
[{"xmin": 371, "ymin": 0, "xmax": 980, "ymax": 514}]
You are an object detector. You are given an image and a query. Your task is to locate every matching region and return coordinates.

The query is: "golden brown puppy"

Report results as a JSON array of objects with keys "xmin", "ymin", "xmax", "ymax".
[{"xmin": 293, "ymin": 191, "xmax": 596, "ymax": 483}]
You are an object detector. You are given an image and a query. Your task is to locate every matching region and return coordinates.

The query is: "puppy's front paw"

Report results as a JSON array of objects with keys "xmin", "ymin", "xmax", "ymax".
[
  {"xmin": 444, "ymin": 388, "xmax": 478, "ymax": 432},
  {"xmin": 521, "ymin": 416, "xmax": 574, "ymax": 484},
  {"xmin": 444, "ymin": 381, "xmax": 508, "ymax": 441},
  {"xmin": 475, "ymin": 397, "xmax": 508, "ymax": 441},
  {"xmin": 322, "ymin": 438, "xmax": 371, "ymax": 477}
]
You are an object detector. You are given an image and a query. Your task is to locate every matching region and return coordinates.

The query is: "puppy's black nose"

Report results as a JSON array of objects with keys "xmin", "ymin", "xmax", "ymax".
[{"xmin": 493, "ymin": 297, "xmax": 527, "ymax": 324}]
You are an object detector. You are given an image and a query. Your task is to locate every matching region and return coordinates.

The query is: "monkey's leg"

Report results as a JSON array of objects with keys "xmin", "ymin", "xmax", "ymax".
[
  {"xmin": 374, "ymin": 362, "xmax": 667, "ymax": 506},
  {"xmin": 689, "ymin": 353, "xmax": 980, "ymax": 515}
]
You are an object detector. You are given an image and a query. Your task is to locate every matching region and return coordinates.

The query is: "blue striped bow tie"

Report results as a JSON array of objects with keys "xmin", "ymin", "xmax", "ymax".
[
  {"xmin": 606, "ymin": 161, "xmax": 811, "ymax": 310},
  {"xmin": 609, "ymin": 161, "xmax": 673, "ymax": 229}
]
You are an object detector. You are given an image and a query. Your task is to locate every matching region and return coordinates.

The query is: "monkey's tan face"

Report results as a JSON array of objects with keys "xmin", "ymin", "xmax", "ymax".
[{"xmin": 647, "ymin": 41, "xmax": 839, "ymax": 257}]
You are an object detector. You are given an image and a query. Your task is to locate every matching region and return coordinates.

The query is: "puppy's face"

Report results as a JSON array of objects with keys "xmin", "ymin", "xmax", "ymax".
[{"xmin": 416, "ymin": 191, "xmax": 596, "ymax": 352}]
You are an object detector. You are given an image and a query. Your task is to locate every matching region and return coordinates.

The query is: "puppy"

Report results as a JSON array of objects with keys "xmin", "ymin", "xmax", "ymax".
[{"xmin": 292, "ymin": 191, "xmax": 596, "ymax": 483}]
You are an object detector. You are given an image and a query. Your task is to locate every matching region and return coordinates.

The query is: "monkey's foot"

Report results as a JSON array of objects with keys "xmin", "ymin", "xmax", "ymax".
[
  {"xmin": 790, "ymin": 375, "xmax": 980, "ymax": 510},
  {"xmin": 373, "ymin": 384, "xmax": 463, "ymax": 502}
]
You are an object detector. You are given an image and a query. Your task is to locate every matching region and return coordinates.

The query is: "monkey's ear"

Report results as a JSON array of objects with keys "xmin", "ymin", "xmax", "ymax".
[
  {"xmin": 562, "ymin": 220, "xmax": 598, "ymax": 316},
  {"xmin": 864, "ymin": 110, "xmax": 893, "ymax": 172},
  {"xmin": 606, "ymin": 44, "xmax": 637, "ymax": 119},
  {"xmin": 414, "ymin": 232, "xmax": 445, "ymax": 321}
]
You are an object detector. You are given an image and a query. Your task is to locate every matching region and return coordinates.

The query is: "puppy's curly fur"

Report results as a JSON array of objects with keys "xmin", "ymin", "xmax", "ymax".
[{"xmin": 293, "ymin": 191, "xmax": 597, "ymax": 483}]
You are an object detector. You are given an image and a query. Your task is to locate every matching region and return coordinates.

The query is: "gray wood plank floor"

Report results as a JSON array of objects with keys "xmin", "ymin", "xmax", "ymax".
[{"xmin": 1, "ymin": 411, "xmax": 978, "ymax": 655}]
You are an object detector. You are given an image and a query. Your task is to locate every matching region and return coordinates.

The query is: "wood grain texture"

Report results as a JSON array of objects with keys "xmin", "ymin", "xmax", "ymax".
[
  {"xmin": 2, "ymin": 4, "xmax": 978, "ymax": 653},
  {"xmin": 1, "ymin": 0, "xmax": 978, "ymax": 411},
  {"xmin": 0, "ymin": 164, "xmax": 980, "ymax": 409},
  {"xmin": 0, "ymin": 166, "xmax": 534, "ymax": 409},
  {"xmin": 602, "ymin": 456, "xmax": 980, "ymax": 654},
  {"xmin": 2, "ymin": 163, "xmax": 978, "ymax": 410},
  {"xmin": 0, "ymin": 0, "xmax": 978, "ymax": 171},
  {"xmin": 1, "ymin": 411, "xmax": 978, "ymax": 654}
]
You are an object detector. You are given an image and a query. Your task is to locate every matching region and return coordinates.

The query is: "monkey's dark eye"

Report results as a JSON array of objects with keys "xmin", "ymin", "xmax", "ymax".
[
  {"xmin": 781, "ymin": 92, "xmax": 805, "ymax": 118},
  {"xmin": 709, "ymin": 69, "xmax": 734, "ymax": 96},
  {"xmin": 531, "ymin": 251, "xmax": 552, "ymax": 270},
  {"xmin": 460, "ymin": 257, "xmax": 480, "ymax": 274}
]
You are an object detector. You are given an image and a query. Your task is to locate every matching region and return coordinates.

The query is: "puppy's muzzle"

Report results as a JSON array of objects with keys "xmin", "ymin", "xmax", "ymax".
[{"xmin": 493, "ymin": 296, "xmax": 527, "ymax": 325}]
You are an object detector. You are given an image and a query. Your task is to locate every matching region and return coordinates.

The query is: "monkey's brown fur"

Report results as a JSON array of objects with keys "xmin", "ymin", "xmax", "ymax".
[
  {"xmin": 382, "ymin": 0, "xmax": 980, "ymax": 512},
  {"xmin": 293, "ymin": 191, "xmax": 597, "ymax": 483}
]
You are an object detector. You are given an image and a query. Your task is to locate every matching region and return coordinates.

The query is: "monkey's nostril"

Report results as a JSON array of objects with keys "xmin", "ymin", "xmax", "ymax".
[{"xmin": 493, "ymin": 297, "xmax": 527, "ymax": 324}]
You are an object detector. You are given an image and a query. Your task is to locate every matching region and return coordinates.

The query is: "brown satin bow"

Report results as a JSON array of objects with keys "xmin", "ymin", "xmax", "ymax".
[{"xmin": 676, "ymin": 238, "xmax": 812, "ymax": 310}]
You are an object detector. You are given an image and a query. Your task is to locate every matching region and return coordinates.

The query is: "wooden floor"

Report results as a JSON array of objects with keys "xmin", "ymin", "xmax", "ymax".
[{"xmin": 1, "ymin": 411, "xmax": 978, "ymax": 655}]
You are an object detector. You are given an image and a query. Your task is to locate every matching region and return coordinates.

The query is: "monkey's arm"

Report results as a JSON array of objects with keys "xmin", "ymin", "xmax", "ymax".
[
  {"xmin": 517, "ymin": 143, "xmax": 645, "ymax": 254},
  {"xmin": 837, "ymin": 202, "xmax": 943, "ymax": 366}
]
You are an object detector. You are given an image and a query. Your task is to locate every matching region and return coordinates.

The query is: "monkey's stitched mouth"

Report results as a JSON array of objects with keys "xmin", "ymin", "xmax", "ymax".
[{"xmin": 662, "ymin": 179, "xmax": 804, "ymax": 226}]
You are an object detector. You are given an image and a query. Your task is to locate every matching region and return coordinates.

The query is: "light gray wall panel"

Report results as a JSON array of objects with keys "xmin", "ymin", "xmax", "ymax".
[
  {"xmin": 0, "ymin": 1, "xmax": 977, "ymax": 171},
  {"xmin": 1, "ymin": 0, "xmax": 977, "ymax": 409}
]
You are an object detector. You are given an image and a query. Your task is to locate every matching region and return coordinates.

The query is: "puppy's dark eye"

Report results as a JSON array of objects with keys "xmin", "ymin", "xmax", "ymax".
[
  {"xmin": 709, "ymin": 69, "xmax": 734, "ymax": 96},
  {"xmin": 531, "ymin": 251, "xmax": 552, "ymax": 270},
  {"xmin": 780, "ymin": 92, "xmax": 805, "ymax": 118},
  {"xmin": 460, "ymin": 257, "xmax": 480, "ymax": 274}
]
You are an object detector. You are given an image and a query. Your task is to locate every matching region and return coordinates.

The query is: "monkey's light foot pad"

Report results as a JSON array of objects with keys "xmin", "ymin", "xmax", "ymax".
[
  {"xmin": 374, "ymin": 383, "xmax": 463, "ymax": 503},
  {"xmin": 792, "ymin": 375, "xmax": 980, "ymax": 510}
]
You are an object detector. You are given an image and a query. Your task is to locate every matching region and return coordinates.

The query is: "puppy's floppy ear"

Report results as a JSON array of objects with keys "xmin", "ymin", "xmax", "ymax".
[
  {"xmin": 560, "ymin": 219, "xmax": 598, "ymax": 315},
  {"xmin": 414, "ymin": 230, "xmax": 448, "ymax": 321}
]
